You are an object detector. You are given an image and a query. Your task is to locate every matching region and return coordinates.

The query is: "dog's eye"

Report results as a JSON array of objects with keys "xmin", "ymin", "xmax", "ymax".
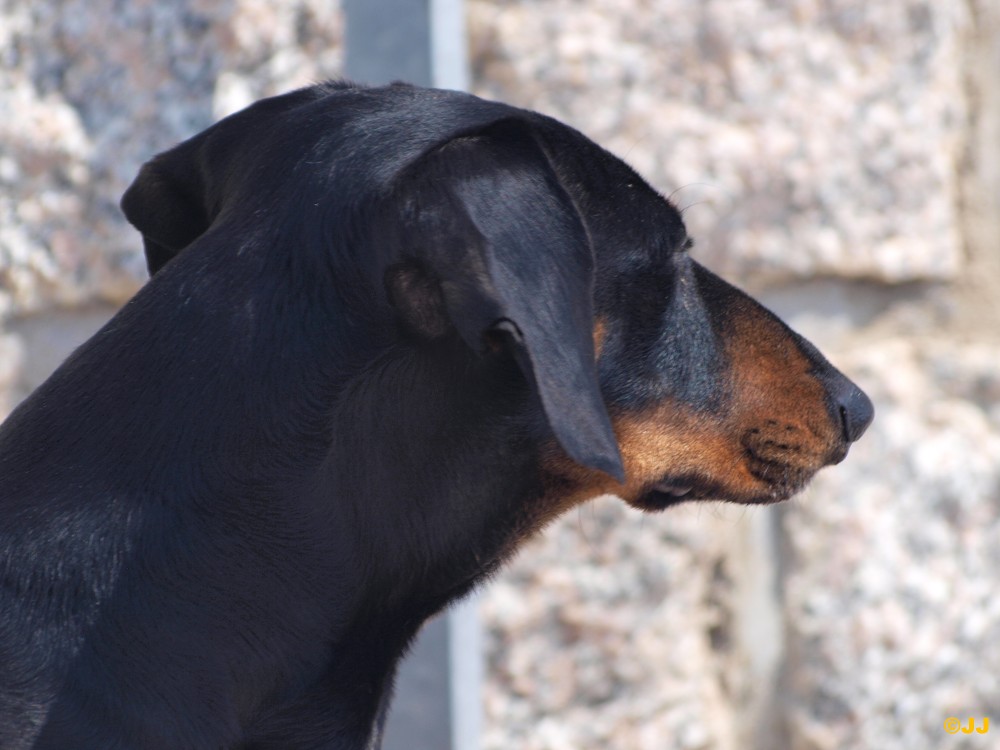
[{"xmin": 681, "ymin": 237, "xmax": 695, "ymax": 253}]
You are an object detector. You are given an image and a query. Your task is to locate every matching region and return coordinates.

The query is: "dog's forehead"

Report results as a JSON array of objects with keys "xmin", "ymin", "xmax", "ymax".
[
  {"xmin": 290, "ymin": 85, "xmax": 533, "ymax": 172},
  {"xmin": 514, "ymin": 116, "xmax": 690, "ymax": 272},
  {"xmin": 240, "ymin": 85, "xmax": 671, "ymax": 199},
  {"xmin": 205, "ymin": 83, "xmax": 689, "ymax": 264}
]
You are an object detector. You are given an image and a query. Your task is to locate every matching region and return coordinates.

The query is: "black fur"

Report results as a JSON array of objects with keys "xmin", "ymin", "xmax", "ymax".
[{"xmin": 0, "ymin": 81, "xmax": 872, "ymax": 749}]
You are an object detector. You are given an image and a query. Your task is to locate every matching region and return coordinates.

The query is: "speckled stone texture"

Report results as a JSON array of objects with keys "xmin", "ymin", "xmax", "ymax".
[
  {"xmin": 483, "ymin": 500, "xmax": 752, "ymax": 750},
  {"xmin": 0, "ymin": 0, "xmax": 343, "ymax": 315},
  {"xmin": 781, "ymin": 340, "xmax": 1000, "ymax": 750},
  {"xmin": 469, "ymin": 0, "xmax": 967, "ymax": 284},
  {"xmin": 466, "ymin": 1, "xmax": 1000, "ymax": 748}
]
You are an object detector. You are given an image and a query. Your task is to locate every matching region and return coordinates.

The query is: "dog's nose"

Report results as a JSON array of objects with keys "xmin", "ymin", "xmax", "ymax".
[{"xmin": 832, "ymin": 380, "xmax": 874, "ymax": 443}]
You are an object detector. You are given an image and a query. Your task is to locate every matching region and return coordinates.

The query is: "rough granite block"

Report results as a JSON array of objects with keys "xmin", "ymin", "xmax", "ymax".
[
  {"xmin": 0, "ymin": 0, "xmax": 342, "ymax": 317},
  {"xmin": 781, "ymin": 339, "xmax": 1000, "ymax": 750},
  {"xmin": 469, "ymin": 0, "xmax": 967, "ymax": 283},
  {"xmin": 482, "ymin": 498, "xmax": 757, "ymax": 750}
]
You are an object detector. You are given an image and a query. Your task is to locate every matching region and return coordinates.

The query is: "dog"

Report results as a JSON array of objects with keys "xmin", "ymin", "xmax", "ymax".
[{"xmin": 0, "ymin": 81, "xmax": 872, "ymax": 749}]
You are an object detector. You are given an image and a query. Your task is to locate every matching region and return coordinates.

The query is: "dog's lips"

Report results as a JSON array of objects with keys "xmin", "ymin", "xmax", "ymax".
[
  {"xmin": 742, "ymin": 453, "xmax": 815, "ymax": 504},
  {"xmin": 827, "ymin": 442, "xmax": 850, "ymax": 465},
  {"xmin": 633, "ymin": 474, "xmax": 718, "ymax": 511},
  {"xmin": 633, "ymin": 457, "xmax": 810, "ymax": 511},
  {"xmin": 651, "ymin": 480, "xmax": 694, "ymax": 498}
]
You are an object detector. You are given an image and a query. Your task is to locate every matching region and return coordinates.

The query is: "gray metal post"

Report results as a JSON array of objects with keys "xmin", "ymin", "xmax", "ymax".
[
  {"xmin": 344, "ymin": 0, "xmax": 468, "ymax": 90},
  {"xmin": 343, "ymin": 2, "xmax": 480, "ymax": 749},
  {"xmin": 343, "ymin": 0, "xmax": 432, "ymax": 86}
]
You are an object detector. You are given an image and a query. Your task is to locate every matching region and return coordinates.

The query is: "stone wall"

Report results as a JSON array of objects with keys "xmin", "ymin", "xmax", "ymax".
[
  {"xmin": 1, "ymin": 1, "xmax": 998, "ymax": 748},
  {"xmin": 470, "ymin": 1, "xmax": 1000, "ymax": 748},
  {"xmin": 0, "ymin": 0, "xmax": 342, "ymax": 316}
]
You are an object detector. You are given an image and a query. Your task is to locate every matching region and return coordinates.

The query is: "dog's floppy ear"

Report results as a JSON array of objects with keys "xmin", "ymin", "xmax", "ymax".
[
  {"xmin": 388, "ymin": 119, "xmax": 624, "ymax": 482},
  {"xmin": 120, "ymin": 146, "xmax": 212, "ymax": 276}
]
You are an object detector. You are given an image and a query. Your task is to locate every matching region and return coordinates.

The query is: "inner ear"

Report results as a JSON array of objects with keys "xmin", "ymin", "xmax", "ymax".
[{"xmin": 384, "ymin": 261, "xmax": 451, "ymax": 340}]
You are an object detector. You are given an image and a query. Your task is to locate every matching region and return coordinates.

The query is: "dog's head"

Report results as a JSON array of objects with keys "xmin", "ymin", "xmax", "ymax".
[{"xmin": 121, "ymin": 82, "xmax": 872, "ymax": 516}]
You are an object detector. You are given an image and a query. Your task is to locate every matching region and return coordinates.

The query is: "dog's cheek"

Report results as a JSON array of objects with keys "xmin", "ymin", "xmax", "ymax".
[
  {"xmin": 611, "ymin": 406, "xmax": 764, "ymax": 498},
  {"xmin": 534, "ymin": 406, "xmax": 745, "ymax": 511}
]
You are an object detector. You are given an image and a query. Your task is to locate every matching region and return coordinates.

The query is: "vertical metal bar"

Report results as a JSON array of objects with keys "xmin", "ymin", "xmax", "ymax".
[
  {"xmin": 343, "ymin": 0, "xmax": 433, "ymax": 86},
  {"xmin": 430, "ymin": 0, "xmax": 469, "ymax": 91},
  {"xmin": 381, "ymin": 614, "xmax": 454, "ymax": 750},
  {"xmin": 448, "ymin": 594, "xmax": 483, "ymax": 750}
]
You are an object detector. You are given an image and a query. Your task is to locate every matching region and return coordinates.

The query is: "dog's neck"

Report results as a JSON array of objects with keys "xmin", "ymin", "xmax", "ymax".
[
  {"xmin": 0, "ymin": 275, "xmax": 558, "ymax": 747},
  {"xmin": 324, "ymin": 338, "xmax": 543, "ymax": 604}
]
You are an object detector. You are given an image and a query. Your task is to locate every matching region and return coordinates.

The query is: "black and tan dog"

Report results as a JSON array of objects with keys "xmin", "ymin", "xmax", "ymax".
[{"xmin": 0, "ymin": 82, "xmax": 872, "ymax": 749}]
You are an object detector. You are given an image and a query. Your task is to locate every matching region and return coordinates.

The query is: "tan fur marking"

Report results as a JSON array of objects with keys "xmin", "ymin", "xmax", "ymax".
[
  {"xmin": 592, "ymin": 317, "xmax": 608, "ymax": 356},
  {"xmin": 528, "ymin": 300, "xmax": 843, "ymax": 537}
]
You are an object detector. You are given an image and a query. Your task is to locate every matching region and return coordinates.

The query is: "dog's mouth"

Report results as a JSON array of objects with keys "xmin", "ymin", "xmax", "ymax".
[
  {"xmin": 632, "ymin": 452, "xmax": 818, "ymax": 512},
  {"xmin": 632, "ymin": 473, "xmax": 725, "ymax": 511}
]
